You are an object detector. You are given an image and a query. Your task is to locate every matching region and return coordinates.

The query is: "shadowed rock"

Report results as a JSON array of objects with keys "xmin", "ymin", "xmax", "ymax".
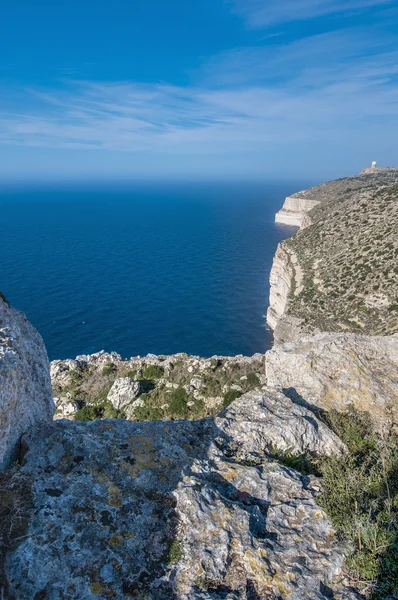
[
  {"xmin": 0, "ymin": 296, "xmax": 54, "ymax": 470},
  {"xmin": 2, "ymin": 391, "xmax": 357, "ymax": 599}
]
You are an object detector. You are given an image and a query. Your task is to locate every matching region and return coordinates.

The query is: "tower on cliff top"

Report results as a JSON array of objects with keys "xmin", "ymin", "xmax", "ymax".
[{"xmin": 372, "ymin": 161, "xmax": 377, "ymax": 169}]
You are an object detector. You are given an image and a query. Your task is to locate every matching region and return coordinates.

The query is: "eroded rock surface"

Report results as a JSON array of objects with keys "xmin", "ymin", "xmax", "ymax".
[
  {"xmin": 216, "ymin": 389, "xmax": 346, "ymax": 459},
  {"xmin": 0, "ymin": 296, "xmax": 54, "ymax": 470},
  {"xmin": 266, "ymin": 332, "xmax": 398, "ymax": 433},
  {"xmin": 3, "ymin": 390, "xmax": 357, "ymax": 600}
]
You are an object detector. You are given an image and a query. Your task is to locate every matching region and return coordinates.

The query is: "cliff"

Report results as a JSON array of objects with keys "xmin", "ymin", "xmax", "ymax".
[
  {"xmin": 275, "ymin": 195, "xmax": 320, "ymax": 227},
  {"xmin": 268, "ymin": 169, "xmax": 398, "ymax": 342}
]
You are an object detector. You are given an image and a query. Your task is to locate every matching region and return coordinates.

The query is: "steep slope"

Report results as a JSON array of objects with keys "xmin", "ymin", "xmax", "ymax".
[{"xmin": 268, "ymin": 171, "xmax": 398, "ymax": 342}]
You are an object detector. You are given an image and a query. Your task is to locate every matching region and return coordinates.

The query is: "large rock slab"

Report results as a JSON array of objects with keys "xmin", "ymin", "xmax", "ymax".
[
  {"xmin": 266, "ymin": 332, "xmax": 398, "ymax": 433},
  {"xmin": 2, "ymin": 394, "xmax": 357, "ymax": 600},
  {"xmin": 216, "ymin": 389, "xmax": 346, "ymax": 459},
  {"xmin": 0, "ymin": 296, "xmax": 54, "ymax": 470}
]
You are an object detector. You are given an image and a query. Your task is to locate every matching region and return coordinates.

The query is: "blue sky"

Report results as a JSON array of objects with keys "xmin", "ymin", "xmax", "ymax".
[{"xmin": 1, "ymin": 0, "xmax": 397, "ymax": 181}]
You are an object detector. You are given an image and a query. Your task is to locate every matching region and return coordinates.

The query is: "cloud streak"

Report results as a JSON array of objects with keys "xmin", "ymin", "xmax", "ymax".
[{"xmin": 229, "ymin": 0, "xmax": 393, "ymax": 27}]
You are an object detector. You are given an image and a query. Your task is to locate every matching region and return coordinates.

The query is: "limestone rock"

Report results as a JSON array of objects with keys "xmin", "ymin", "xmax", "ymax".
[
  {"xmin": 266, "ymin": 244, "xmax": 303, "ymax": 334},
  {"xmin": 275, "ymin": 194, "xmax": 320, "ymax": 227},
  {"xmin": 266, "ymin": 332, "xmax": 398, "ymax": 433},
  {"xmin": 216, "ymin": 389, "xmax": 346, "ymax": 459},
  {"xmin": 107, "ymin": 377, "xmax": 142, "ymax": 410},
  {"xmin": 0, "ymin": 297, "xmax": 54, "ymax": 470},
  {"xmin": 3, "ymin": 410, "xmax": 356, "ymax": 600},
  {"xmin": 54, "ymin": 397, "xmax": 80, "ymax": 419}
]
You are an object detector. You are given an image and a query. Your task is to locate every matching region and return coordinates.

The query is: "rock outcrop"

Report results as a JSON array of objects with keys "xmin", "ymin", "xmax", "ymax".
[
  {"xmin": 0, "ymin": 296, "xmax": 54, "ymax": 470},
  {"xmin": 216, "ymin": 389, "xmax": 346, "ymax": 458},
  {"xmin": 107, "ymin": 377, "xmax": 142, "ymax": 410},
  {"xmin": 2, "ymin": 388, "xmax": 357, "ymax": 600},
  {"xmin": 275, "ymin": 195, "xmax": 320, "ymax": 227},
  {"xmin": 51, "ymin": 352, "xmax": 266, "ymax": 423},
  {"xmin": 266, "ymin": 332, "xmax": 398, "ymax": 433}
]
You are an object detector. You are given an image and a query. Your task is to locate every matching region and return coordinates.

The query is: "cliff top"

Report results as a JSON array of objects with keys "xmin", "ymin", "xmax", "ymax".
[{"xmin": 291, "ymin": 168, "xmax": 398, "ymax": 202}]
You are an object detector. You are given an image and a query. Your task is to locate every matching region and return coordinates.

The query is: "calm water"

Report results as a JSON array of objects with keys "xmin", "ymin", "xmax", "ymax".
[{"xmin": 0, "ymin": 181, "xmax": 305, "ymax": 361}]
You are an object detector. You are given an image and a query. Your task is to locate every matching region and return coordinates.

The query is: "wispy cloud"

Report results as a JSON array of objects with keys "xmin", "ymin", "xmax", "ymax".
[
  {"xmin": 0, "ymin": 26, "xmax": 397, "ymax": 158},
  {"xmin": 229, "ymin": 0, "xmax": 393, "ymax": 27}
]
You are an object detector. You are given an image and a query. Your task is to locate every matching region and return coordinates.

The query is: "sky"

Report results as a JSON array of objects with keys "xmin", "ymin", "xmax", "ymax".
[{"xmin": 1, "ymin": 0, "xmax": 397, "ymax": 182}]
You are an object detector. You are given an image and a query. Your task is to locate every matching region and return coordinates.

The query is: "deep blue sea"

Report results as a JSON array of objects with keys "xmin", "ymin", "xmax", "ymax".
[{"xmin": 0, "ymin": 181, "xmax": 307, "ymax": 361}]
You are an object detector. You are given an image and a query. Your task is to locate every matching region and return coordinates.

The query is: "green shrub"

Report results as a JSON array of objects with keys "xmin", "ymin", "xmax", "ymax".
[
  {"xmin": 270, "ymin": 448, "xmax": 319, "ymax": 476},
  {"xmin": 317, "ymin": 408, "xmax": 398, "ymax": 598},
  {"xmin": 246, "ymin": 372, "xmax": 260, "ymax": 388},
  {"xmin": 169, "ymin": 388, "xmax": 189, "ymax": 418},
  {"xmin": 223, "ymin": 390, "xmax": 242, "ymax": 407},
  {"xmin": 74, "ymin": 405, "xmax": 103, "ymax": 422},
  {"xmin": 102, "ymin": 362, "xmax": 117, "ymax": 376},
  {"xmin": 134, "ymin": 404, "xmax": 163, "ymax": 421},
  {"xmin": 142, "ymin": 365, "xmax": 164, "ymax": 380},
  {"xmin": 124, "ymin": 369, "xmax": 137, "ymax": 379},
  {"xmin": 167, "ymin": 539, "xmax": 183, "ymax": 565}
]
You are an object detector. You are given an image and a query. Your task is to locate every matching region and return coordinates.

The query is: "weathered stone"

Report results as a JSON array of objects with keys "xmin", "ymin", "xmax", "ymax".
[
  {"xmin": 54, "ymin": 397, "xmax": 80, "ymax": 419},
  {"xmin": 107, "ymin": 377, "xmax": 142, "ymax": 410},
  {"xmin": 216, "ymin": 389, "xmax": 346, "ymax": 459},
  {"xmin": 3, "ymin": 410, "xmax": 356, "ymax": 599},
  {"xmin": 0, "ymin": 297, "xmax": 54, "ymax": 470},
  {"xmin": 266, "ymin": 332, "xmax": 398, "ymax": 432}
]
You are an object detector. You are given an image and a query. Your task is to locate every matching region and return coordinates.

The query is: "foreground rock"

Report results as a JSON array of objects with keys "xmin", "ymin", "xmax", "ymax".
[
  {"xmin": 0, "ymin": 296, "xmax": 54, "ymax": 470},
  {"xmin": 2, "ymin": 388, "xmax": 357, "ymax": 600},
  {"xmin": 266, "ymin": 332, "xmax": 398, "ymax": 433}
]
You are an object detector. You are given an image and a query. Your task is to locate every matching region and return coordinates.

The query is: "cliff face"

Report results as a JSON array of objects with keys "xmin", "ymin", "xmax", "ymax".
[
  {"xmin": 268, "ymin": 170, "xmax": 398, "ymax": 340},
  {"xmin": 275, "ymin": 195, "xmax": 320, "ymax": 227},
  {"xmin": 266, "ymin": 244, "xmax": 302, "ymax": 332},
  {"xmin": 0, "ymin": 296, "xmax": 54, "ymax": 470}
]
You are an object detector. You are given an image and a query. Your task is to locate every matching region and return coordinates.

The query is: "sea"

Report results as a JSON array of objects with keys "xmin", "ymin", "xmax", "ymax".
[{"xmin": 0, "ymin": 180, "xmax": 310, "ymax": 361}]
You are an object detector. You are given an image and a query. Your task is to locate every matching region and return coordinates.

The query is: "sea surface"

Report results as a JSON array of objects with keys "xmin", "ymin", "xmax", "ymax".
[{"xmin": 0, "ymin": 181, "xmax": 308, "ymax": 361}]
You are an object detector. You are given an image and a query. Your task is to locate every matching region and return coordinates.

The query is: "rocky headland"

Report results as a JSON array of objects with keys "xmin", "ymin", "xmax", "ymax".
[
  {"xmin": 1, "ymin": 170, "xmax": 398, "ymax": 599},
  {"xmin": 268, "ymin": 170, "xmax": 398, "ymax": 343}
]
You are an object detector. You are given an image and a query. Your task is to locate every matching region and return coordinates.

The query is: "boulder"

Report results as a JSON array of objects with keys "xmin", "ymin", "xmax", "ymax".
[
  {"xmin": 266, "ymin": 332, "xmax": 398, "ymax": 433},
  {"xmin": 54, "ymin": 397, "xmax": 80, "ymax": 419},
  {"xmin": 107, "ymin": 377, "xmax": 142, "ymax": 410},
  {"xmin": 0, "ymin": 297, "xmax": 54, "ymax": 470},
  {"xmin": 216, "ymin": 388, "xmax": 346, "ymax": 459}
]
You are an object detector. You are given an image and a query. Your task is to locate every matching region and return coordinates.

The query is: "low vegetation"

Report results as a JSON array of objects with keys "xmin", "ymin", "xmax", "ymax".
[
  {"xmin": 274, "ymin": 408, "xmax": 398, "ymax": 598},
  {"xmin": 52, "ymin": 354, "xmax": 265, "ymax": 424},
  {"xmin": 283, "ymin": 172, "xmax": 398, "ymax": 336}
]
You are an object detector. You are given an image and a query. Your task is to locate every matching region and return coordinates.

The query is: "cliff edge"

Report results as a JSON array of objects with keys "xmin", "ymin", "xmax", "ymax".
[{"xmin": 268, "ymin": 169, "xmax": 398, "ymax": 342}]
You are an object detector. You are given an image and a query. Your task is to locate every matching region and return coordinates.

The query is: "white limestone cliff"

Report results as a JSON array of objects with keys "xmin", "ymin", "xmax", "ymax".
[
  {"xmin": 275, "ymin": 195, "xmax": 320, "ymax": 227},
  {"xmin": 266, "ymin": 243, "xmax": 304, "ymax": 340}
]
